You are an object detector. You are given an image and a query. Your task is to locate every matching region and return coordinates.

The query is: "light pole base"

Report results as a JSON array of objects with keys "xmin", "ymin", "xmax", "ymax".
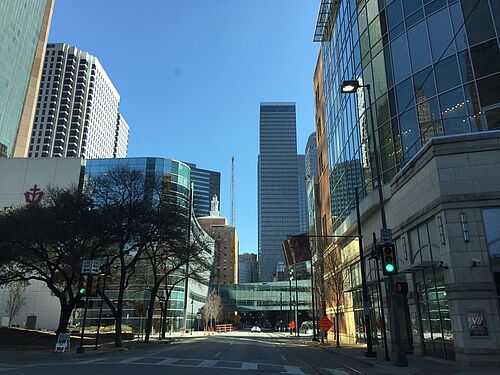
[{"xmin": 364, "ymin": 350, "xmax": 377, "ymax": 358}]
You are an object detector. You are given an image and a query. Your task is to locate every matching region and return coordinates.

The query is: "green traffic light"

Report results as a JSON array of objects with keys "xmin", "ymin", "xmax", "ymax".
[
  {"xmin": 79, "ymin": 288, "xmax": 86, "ymax": 294},
  {"xmin": 385, "ymin": 264, "xmax": 395, "ymax": 273}
]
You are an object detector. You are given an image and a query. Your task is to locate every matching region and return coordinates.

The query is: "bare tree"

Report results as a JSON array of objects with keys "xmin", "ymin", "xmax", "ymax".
[
  {"xmin": 323, "ymin": 245, "xmax": 348, "ymax": 347},
  {"xmin": 4, "ymin": 282, "xmax": 27, "ymax": 326},
  {"xmin": 202, "ymin": 289, "xmax": 222, "ymax": 332}
]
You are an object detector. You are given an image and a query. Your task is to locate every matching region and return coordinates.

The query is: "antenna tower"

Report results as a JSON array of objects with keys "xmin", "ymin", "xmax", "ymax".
[{"xmin": 231, "ymin": 156, "xmax": 235, "ymax": 226}]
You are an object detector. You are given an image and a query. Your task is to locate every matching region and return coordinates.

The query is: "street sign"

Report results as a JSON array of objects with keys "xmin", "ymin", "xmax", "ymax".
[
  {"xmin": 288, "ymin": 321, "xmax": 296, "ymax": 330},
  {"xmin": 54, "ymin": 333, "xmax": 71, "ymax": 353},
  {"xmin": 380, "ymin": 228, "xmax": 392, "ymax": 243},
  {"xmin": 81, "ymin": 260, "xmax": 100, "ymax": 275},
  {"xmin": 319, "ymin": 316, "xmax": 333, "ymax": 333}
]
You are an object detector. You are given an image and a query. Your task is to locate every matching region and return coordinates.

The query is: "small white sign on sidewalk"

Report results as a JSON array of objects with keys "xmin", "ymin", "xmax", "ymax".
[{"xmin": 54, "ymin": 333, "xmax": 71, "ymax": 353}]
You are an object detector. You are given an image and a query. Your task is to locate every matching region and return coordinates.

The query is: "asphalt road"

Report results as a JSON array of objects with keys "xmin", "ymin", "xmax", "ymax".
[{"xmin": 0, "ymin": 331, "xmax": 378, "ymax": 375}]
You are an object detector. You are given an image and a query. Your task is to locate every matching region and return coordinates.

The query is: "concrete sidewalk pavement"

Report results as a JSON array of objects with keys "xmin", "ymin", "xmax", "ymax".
[{"xmin": 270, "ymin": 332, "xmax": 500, "ymax": 375}]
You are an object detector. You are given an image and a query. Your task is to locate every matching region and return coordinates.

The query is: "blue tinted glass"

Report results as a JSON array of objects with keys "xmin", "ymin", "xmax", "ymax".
[
  {"xmin": 403, "ymin": 0, "xmax": 422, "ymax": 16},
  {"xmin": 408, "ymin": 21, "xmax": 432, "ymax": 72},
  {"xmin": 424, "ymin": 0, "xmax": 447, "ymax": 15},
  {"xmin": 439, "ymin": 86, "xmax": 466, "ymax": 120},
  {"xmin": 427, "ymin": 8, "xmax": 455, "ymax": 62},
  {"xmin": 435, "ymin": 55, "xmax": 461, "ymax": 92},
  {"xmin": 396, "ymin": 78, "xmax": 414, "ymax": 113},
  {"xmin": 406, "ymin": 9, "xmax": 424, "ymax": 27},
  {"xmin": 391, "ymin": 34, "xmax": 411, "ymax": 83},
  {"xmin": 461, "ymin": 0, "xmax": 496, "ymax": 45},
  {"xmin": 414, "ymin": 66, "xmax": 437, "ymax": 99},
  {"xmin": 386, "ymin": 0, "xmax": 403, "ymax": 29},
  {"xmin": 399, "ymin": 107, "xmax": 420, "ymax": 159},
  {"xmin": 449, "ymin": 2, "xmax": 468, "ymax": 50},
  {"xmin": 458, "ymin": 50, "xmax": 475, "ymax": 83},
  {"xmin": 470, "ymin": 39, "xmax": 500, "ymax": 79}
]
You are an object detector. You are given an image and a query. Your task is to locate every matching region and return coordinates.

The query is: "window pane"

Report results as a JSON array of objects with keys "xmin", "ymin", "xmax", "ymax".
[
  {"xmin": 450, "ymin": 2, "xmax": 468, "ymax": 50},
  {"xmin": 471, "ymin": 39, "xmax": 500, "ymax": 79},
  {"xmin": 400, "ymin": 107, "xmax": 420, "ymax": 161},
  {"xmin": 417, "ymin": 97, "xmax": 443, "ymax": 142},
  {"xmin": 477, "ymin": 73, "xmax": 500, "ymax": 107},
  {"xmin": 414, "ymin": 66, "xmax": 437, "ymax": 99},
  {"xmin": 391, "ymin": 34, "xmax": 411, "ymax": 84},
  {"xmin": 439, "ymin": 87, "xmax": 470, "ymax": 134},
  {"xmin": 490, "ymin": 0, "xmax": 500, "ymax": 32},
  {"xmin": 485, "ymin": 108, "xmax": 500, "ymax": 130},
  {"xmin": 427, "ymin": 8, "xmax": 455, "ymax": 62},
  {"xmin": 403, "ymin": 0, "xmax": 422, "ymax": 16},
  {"xmin": 457, "ymin": 50, "xmax": 475, "ymax": 83},
  {"xmin": 463, "ymin": 83, "xmax": 484, "ymax": 132},
  {"xmin": 386, "ymin": 0, "xmax": 403, "ymax": 30},
  {"xmin": 461, "ymin": 0, "xmax": 496, "ymax": 45},
  {"xmin": 408, "ymin": 21, "xmax": 432, "ymax": 72},
  {"xmin": 396, "ymin": 77, "xmax": 414, "ymax": 113},
  {"xmin": 435, "ymin": 55, "xmax": 461, "ymax": 92}
]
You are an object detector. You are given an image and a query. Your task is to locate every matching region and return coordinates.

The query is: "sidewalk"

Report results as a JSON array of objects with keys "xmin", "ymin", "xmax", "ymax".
[{"xmin": 271, "ymin": 332, "xmax": 500, "ymax": 375}]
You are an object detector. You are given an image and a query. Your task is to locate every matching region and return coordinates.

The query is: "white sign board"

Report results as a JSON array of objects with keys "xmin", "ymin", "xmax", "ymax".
[
  {"xmin": 54, "ymin": 333, "xmax": 71, "ymax": 353},
  {"xmin": 380, "ymin": 228, "xmax": 392, "ymax": 243},
  {"xmin": 81, "ymin": 260, "xmax": 100, "ymax": 275}
]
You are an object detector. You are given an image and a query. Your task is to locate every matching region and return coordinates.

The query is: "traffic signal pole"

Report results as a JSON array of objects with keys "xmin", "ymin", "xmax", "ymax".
[
  {"xmin": 366, "ymin": 82, "xmax": 408, "ymax": 367},
  {"xmin": 355, "ymin": 188, "xmax": 376, "ymax": 358},
  {"xmin": 77, "ymin": 275, "xmax": 93, "ymax": 354}
]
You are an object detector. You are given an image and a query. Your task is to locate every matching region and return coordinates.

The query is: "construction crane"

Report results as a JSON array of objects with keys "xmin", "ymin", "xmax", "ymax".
[{"xmin": 230, "ymin": 156, "xmax": 235, "ymax": 226}]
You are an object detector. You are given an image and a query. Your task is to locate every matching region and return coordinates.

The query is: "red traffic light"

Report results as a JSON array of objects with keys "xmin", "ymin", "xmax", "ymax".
[{"xmin": 395, "ymin": 282, "xmax": 408, "ymax": 294}]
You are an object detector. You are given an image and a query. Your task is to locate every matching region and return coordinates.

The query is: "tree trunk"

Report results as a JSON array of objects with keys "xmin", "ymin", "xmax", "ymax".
[
  {"xmin": 144, "ymin": 285, "xmax": 159, "ymax": 343},
  {"xmin": 336, "ymin": 311, "xmax": 340, "ymax": 348},
  {"xmin": 56, "ymin": 302, "xmax": 72, "ymax": 336},
  {"xmin": 114, "ymin": 265, "xmax": 126, "ymax": 348}
]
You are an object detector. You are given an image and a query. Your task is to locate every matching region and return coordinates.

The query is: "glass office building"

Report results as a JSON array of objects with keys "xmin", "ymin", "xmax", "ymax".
[
  {"xmin": 314, "ymin": 0, "xmax": 500, "ymax": 229},
  {"xmin": 85, "ymin": 157, "xmax": 191, "ymax": 209},
  {"xmin": 184, "ymin": 162, "xmax": 221, "ymax": 218},
  {"xmin": 0, "ymin": 0, "xmax": 53, "ymax": 157}
]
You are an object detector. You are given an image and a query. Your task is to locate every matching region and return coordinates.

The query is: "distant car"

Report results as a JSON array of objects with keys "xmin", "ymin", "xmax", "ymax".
[{"xmin": 251, "ymin": 326, "xmax": 261, "ymax": 333}]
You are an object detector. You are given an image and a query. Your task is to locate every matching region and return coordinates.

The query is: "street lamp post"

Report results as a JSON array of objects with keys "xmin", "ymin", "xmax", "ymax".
[
  {"xmin": 341, "ymin": 80, "xmax": 408, "ymax": 366},
  {"xmin": 289, "ymin": 268, "xmax": 293, "ymax": 334},
  {"xmin": 182, "ymin": 182, "xmax": 194, "ymax": 333},
  {"xmin": 294, "ymin": 263, "xmax": 300, "ymax": 337}
]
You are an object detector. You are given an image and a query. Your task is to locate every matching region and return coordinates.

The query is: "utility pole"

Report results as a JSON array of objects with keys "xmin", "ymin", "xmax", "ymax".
[{"xmin": 182, "ymin": 183, "xmax": 194, "ymax": 333}]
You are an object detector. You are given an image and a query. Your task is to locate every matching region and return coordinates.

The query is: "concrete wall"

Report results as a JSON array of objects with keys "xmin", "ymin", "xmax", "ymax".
[{"xmin": 326, "ymin": 132, "xmax": 500, "ymax": 364}]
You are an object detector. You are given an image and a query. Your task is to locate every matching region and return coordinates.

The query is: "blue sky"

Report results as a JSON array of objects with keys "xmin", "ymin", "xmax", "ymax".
[{"xmin": 48, "ymin": 0, "xmax": 320, "ymax": 254}]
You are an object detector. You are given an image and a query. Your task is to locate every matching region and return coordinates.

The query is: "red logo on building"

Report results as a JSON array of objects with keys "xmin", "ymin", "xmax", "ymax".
[{"xmin": 24, "ymin": 185, "xmax": 45, "ymax": 204}]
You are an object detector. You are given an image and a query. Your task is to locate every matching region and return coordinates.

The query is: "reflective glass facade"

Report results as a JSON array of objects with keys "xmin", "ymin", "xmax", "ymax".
[
  {"xmin": 319, "ymin": 0, "xmax": 500, "ymax": 229},
  {"xmin": 85, "ymin": 157, "xmax": 191, "ymax": 209},
  {"xmin": 184, "ymin": 162, "xmax": 221, "ymax": 218},
  {"xmin": 0, "ymin": 0, "xmax": 49, "ymax": 157}
]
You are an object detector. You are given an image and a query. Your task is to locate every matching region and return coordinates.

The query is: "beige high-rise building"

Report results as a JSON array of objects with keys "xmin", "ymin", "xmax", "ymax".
[
  {"xmin": 0, "ymin": 0, "xmax": 54, "ymax": 157},
  {"xmin": 198, "ymin": 195, "xmax": 239, "ymax": 285}
]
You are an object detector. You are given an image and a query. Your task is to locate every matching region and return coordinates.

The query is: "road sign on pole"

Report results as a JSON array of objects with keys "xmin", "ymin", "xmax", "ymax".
[
  {"xmin": 319, "ymin": 316, "xmax": 333, "ymax": 333},
  {"xmin": 81, "ymin": 260, "xmax": 100, "ymax": 275},
  {"xmin": 380, "ymin": 228, "xmax": 392, "ymax": 243}
]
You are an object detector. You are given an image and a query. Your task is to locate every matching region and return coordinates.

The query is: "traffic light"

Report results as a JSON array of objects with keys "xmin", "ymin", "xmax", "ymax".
[
  {"xmin": 78, "ymin": 275, "xmax": 88, "ymax": 296},
  {"xmin": 90, "ymin": 275, "xmax": 99, "ymax": 297},
  {"xmin": 379, "ymin": 243, "xmax": 398, "ymax": 276}
]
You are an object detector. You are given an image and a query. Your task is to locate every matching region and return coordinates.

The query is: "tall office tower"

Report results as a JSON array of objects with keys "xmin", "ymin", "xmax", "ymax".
[
  {"xmin": 258, "ymin": 102, "xmax": 299, "ymax": 281},
  {"xmin": 313, "ymin": 0, "xmax": 500, "ymax": 363},
  {"xmin": 314, "ymin": 0, "xmax": 500, "ymax": 230},
  {"xmin": 297, "ymin": 154, "xmax": 308, "ymax": 233},
  {"xmin": 114, "ymin": 113, "xmax": 129, "ymax": 158},
  {"xmin": 304, "ymin": 132, "xmax": 321, "ymax": 257},
  {"xmin": 29, "ymin": 43, "xmax": 127, "ymax": 159},
  {"xmin": 184, "ymin": 162, "xmax": 221, "ymax": 218},
  {"xmin": 198, "ymin": 196, "xmax": 239, "ymax": 285},
  {"xmin": 0, "ymin": 0, "xmax": 54, "ymax": 157},
  {"xmin": 238, "ymin": 253, "xmax": 258, "ymax": 283}
]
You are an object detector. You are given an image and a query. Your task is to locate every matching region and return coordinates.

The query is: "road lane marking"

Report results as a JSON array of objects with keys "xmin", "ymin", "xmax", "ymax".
[
  {"xmin": 281, "ymin": 355, "xmax": 287, "ymax": 361},
  {"xmin": 118, "ymin": 356, "xmax": 143, "ymax": 363},
  {"xmin": 78, "ymin": 358, "xmax": 105, "ymax": 364},
  {"xmin": 155, "ymin": 358, "xmax": 179, "ymax": 365},
  {"xmin": 198, "ymin": 360, "xmax": 218, "ymax": 367},
  {"xmin": 214, "ymin": 351, "xmax": 222, "ymax": 357},
  {"xmin": 324, "ymin": 369, "xmax": 350, "ymax": 375},
  {"xmin": 283, "ymin": 365, "xmax": 306, "ymax": 374},
  {"xmin": 241, "ymin": 362, "xmax": 259, "ymax": 370}
]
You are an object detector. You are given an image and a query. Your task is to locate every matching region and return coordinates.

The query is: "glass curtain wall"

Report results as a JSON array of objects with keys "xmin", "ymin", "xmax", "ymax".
[{"xmin": 321, "ymin": 0, "xmax": 500, "ymax": 230}]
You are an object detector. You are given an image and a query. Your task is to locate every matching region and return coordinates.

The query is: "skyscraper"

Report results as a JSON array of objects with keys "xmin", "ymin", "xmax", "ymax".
[
  {"xmin": 258, "ymin": 102, "xmax": 299, "ymax": 281},
  {"xmin": 297, "ymin": 154, "xmax": 308, "ymax": 233},
  {"xmin": 238, "ymin": 253, "xmax": 258, "ymax": 283},
  {"xmin": 184, "ymin": 162, "xmax": 221, "ymax": 218},
  {"xmin": 0, "ymin": 0, "xmax": 54, "ymax": 157},
  {"xmin": 29, "ymin": 43, "xmax": 128, "ymax": 159}
]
